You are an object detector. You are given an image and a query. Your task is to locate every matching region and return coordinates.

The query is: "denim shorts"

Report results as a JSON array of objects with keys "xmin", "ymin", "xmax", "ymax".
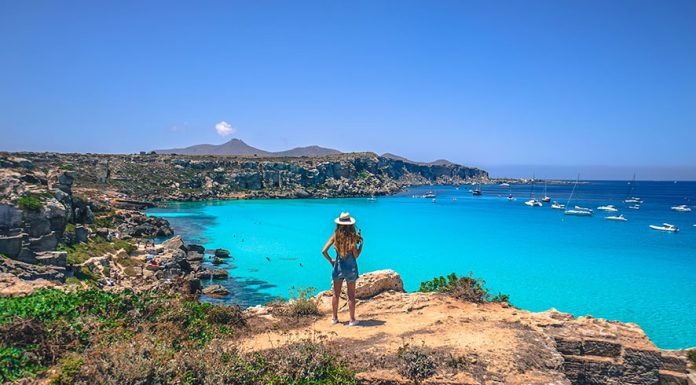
[{"xmin": 332, "ymin": 256, "xmax": 359, "ymax": 282}]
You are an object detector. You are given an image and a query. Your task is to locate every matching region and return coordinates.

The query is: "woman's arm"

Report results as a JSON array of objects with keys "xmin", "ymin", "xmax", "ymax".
[
  {"xmin": 353, "ymin": 233, "xmax": 363, "ymax": 259},
  {"xmin": 322, "ymin": 234, "xmax": 335, "ymax": 265}
]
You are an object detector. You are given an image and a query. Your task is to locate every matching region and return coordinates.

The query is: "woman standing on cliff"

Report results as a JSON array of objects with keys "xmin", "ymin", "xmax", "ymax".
[{"xmin": 322, "ymin": 212, "xmax": 363, "ymax": 326}]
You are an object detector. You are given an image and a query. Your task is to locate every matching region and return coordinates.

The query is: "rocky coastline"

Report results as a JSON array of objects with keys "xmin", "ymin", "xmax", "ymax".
[{"xmin": 0, "ymin": 152, "xmax": 694, "ymax": 384}]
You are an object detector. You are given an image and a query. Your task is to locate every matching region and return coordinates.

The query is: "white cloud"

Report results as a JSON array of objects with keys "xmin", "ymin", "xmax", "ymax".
[{"xmin": 215, "ymin": 121, "xmax": 236, "ymax": 136}]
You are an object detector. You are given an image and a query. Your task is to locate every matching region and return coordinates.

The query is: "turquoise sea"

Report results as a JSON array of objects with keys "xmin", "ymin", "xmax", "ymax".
[{"xmin": 148, "ymin": 181, "xmax": 696, "ymax": 349}]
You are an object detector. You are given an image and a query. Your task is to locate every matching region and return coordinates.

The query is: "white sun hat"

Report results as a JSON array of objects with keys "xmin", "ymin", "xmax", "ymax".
[{"xmin": 334, "ymin": 212, "xmax": 356, "ymax": 225}]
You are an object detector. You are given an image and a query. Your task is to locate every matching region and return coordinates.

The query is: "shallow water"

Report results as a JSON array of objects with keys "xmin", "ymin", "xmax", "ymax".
[{"xmin": 148, "ymin": 181, "xmax": 696, "ymax": 349}]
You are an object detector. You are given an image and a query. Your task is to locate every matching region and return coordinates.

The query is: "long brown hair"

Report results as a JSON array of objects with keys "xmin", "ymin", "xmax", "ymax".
[{"xmin": 334, "ymin": 224, "xmax": 359, "ymax": 256}]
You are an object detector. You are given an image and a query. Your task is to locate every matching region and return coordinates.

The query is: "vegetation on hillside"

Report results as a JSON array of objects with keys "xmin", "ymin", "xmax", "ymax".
[
  {"xmin": 0, "ymin": 289, "xmax": 354, "ymax": 384},
  {"xmin": 688, "ymin": 349, "xmax": 696, "ymax": 369},
  {"xmin": 418, "ymin": 272, "xmax": 510, "ymax": 304},
  {"xmin": 17, "ymin": 194, "xmax": 43, "ymax": 211},
  {"xmin": 58, "ymin": 237, "xmax": 136, "ymax": 265}
]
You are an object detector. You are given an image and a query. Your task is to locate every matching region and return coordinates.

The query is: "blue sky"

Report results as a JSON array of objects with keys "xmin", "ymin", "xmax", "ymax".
[{"xmin": 1, "ymin": 1, "xmax": 695, "ymax": 179}]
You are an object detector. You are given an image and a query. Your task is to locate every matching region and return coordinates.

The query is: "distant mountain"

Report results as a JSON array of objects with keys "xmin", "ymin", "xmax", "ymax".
[
  {"xmin": 274, "ymin": 145, "xmax": 341, "ymax": 157},
  {"xmin": 382, "ymin": 153, "xmax": 455, "ymax": 166},
  {"xmin": 154, "ymin": 139, "xmax": 340, "ymax": 157}
]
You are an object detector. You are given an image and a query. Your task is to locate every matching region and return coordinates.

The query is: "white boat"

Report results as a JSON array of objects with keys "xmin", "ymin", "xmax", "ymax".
[
  {"xmin": 628, "ymin": 204, "xmax": 641, "ymax": 210},
  {"xmin": 367, "ymin": 195, "xmax": 377, "ymax": 201},
  {"xmin": 564, "ymin": 176, "xmax": 592, "ymax": 216},
  {"xmin": 649, "ymin": 223, "xmax": 679, "ymax": 233},
  {"xmin": 622, "ymin": 174, "xmax": 643, "ymax": 203},
  {"xmin": 565, "ymin": 209, "xmax": 592, "ymax": 216},
  {"xmin": 500, "ymin": 183, "xmax": 510, "ymax": 187},
  {"xmin": 524, "ymin": 199, "xmax": 542, "ymax": 207},
  {"xmin": 431, "ymin": 198, "xmax": 436, "ymax": 203},
  {"xmin": 605, "ymin": 214, "xmax": 627, "ymax": 221},
  {"xmin": 597, "ymin": 205, "xmax": 618, "ymax": 212},
  {"xmin": 671, "ymin": 205, "xmax": 692, "ymax": 212},
  {"xmin": 574, "ymin": 205, "xmax": 593, "ymax": 213},
  {"xmin": 423, "ymin": 192, "xmax": 436, "ymax": 198},
  {"xmin": 551, "ymin": 202, "xmax": 565, "ymax": 210},
  {"xmin": 541, "ymin": 181, "xmax": 551, "ymax": 202}
]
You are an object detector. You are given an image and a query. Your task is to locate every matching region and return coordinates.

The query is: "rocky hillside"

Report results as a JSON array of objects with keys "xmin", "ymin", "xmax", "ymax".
[
  {"xmin": 153, "ymin": 138, "xmax": 341, "ymax": 157},
  {"xmin": 2, "ymin": 152, "xmax": 488, "ymax": 201}
]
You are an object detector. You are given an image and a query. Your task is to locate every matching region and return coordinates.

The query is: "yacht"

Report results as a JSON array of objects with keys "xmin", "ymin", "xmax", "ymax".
[
  {"xmin": 628, "ymin": 204, "xmax": 641, "ymax": 210},
  {"xmin": 564, "ymin": 176, "xmax": 592, "ymax": 216},
  {"xmin": 541, "ymin": 181, "xmax": 551, "ymax": 202},
  {"xmin": 524, "ymin": 199, "xmax": 542, "ymax": 207},
  {"xmin": 649, "ymin": 223, "xmax": 679, "ymax": 233},
  {"xmin": 605, "ymin": 214, "xmax": 627, "ymax": 221},
  {"xmin": 671, "ymin": 205, "xmax": 692, "ymax": 212},
  {"xmin": 423, "ymin": 192, "xmax": 436, "ymax": 199},
  {"xmin": 597, "ymin": 205, "xmax": 618, "ymax": 212},
  {"xmin": 625, "ymin": 197, "xmax": 643, "ymax": 204},
  {"xmin": 500, "ymin": 183, "xmax": 510, "ymax": 187},
  {"xmin": 623, "ymin": 174, "xmax": 642, "ymax": 203},
  {"xmin": 551, "ymin": 201, "xmax": 565, "ymax": 210},
  {"xmin": 472, "ymin": 183, "xmax": 482, "ymax": 196}
]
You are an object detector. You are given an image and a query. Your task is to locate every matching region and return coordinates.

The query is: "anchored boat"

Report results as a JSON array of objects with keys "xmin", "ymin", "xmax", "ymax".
[{"xmin": 649, "ymin": 223, "xmax": 679, "ymax": 233}]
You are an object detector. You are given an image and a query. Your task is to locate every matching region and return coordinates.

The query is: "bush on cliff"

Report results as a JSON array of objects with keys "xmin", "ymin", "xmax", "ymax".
[
  {"xmin": 0, "ymin": 289, "xmax": 245, "ymax": 382},
  {"xmin": 17, "ymin": 194, "xmax": 43, "ymax": 211},
  {"xmin": 269, "ymin": 287, "xmax": 321, "ymax": 318},
  {"xmin": 688, "ymin": 349, "xmax": 696, "ymax": 369},
  {"xmin": 397, "ymin": 343, "xmax": 436, "ymax": 384},
  {"xmin": 59, "ymin": 237, "xmax": 136, "ymax": 265},
  {"xmin": 418, "ymin": 272, "xmax": 510, "ymax": 304}
]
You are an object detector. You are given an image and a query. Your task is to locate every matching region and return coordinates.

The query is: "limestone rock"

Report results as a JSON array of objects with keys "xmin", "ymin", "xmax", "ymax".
[
  {"xmin": 354, "ymin": 269, "xmax": 405, "ymax": 299},
  {"xmin": 214, "ymin": 248, "xmax": 231, "ymax": 258},
  {"xmin": 162, "ymin": 235, "xmax": 185, "ymax": 251},
  {"xmin": 202, "ymin": 284, "xmax": 229, "ymax": 297}
]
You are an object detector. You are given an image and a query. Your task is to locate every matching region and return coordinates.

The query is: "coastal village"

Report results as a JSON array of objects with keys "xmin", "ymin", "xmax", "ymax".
[{"xmin": 0, "ymin": 152, "xmax": 694, "ymax": 384}]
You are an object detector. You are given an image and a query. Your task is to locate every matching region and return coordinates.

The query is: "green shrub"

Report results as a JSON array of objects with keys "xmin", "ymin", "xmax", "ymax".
[
  {"xmin": 49, "ymin": 355, "xmax": 83, "ymax": 385},
  {"xmin": 418, "ymin": 272, "xmax": 510, "ymax": 304},
  {"xmin": 688, "ymin": 349, "xmax": 696, "ymax": 369},
  {"xmin": 60, "ymin": 237, "xmax": 136, "ymax": 265},
  {"xmin": 0, "ymin": 345, "xmax": 41, "ymax": 383},
  {"xmin": 397, "ymin": 343, "xmax": 436, "ymax": 384},
  {"xmin": 17, "ymin": 195, "xmax": 43, "ymax": 211},
  {"xmin": 59, "ymin": 164, "xmax": 75, "ymax": 171},
  {"xmin": 285, "ymin": 287, "xmax": 320, "ymax": 317}
]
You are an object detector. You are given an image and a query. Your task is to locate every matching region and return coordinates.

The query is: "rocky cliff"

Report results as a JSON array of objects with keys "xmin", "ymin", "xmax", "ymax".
[{"xmin": 2, "ymin": 152, "xmax": 488, "ymax": 201}]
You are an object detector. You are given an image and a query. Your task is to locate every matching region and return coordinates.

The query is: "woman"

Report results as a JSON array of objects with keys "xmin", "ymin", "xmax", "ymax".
[{"xmin": 322, "ymin": 212, "xmax": 363, "ymax": 326}]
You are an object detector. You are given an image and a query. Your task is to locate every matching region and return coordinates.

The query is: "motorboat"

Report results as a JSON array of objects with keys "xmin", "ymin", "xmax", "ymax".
[
  {"xmin": 500, "ymin": 183, "xmax": 510, "ymax": 187},
  {"xmin": 605, "ymin": 214, "xmax": 627, "ymax": 221},
  {"xmin": 551, "ymin": 202, "xmax": 565, "ymax": 210},
  {"xmin": 649, "ymin": 223, "xmax": 679, "ymax": 233},
  {"xmin": 524, "ymin": 199, "xmax": 542, "ymax": 207},
  {"xmin": 671, "ymin": 205, "xmax": 692, "ymax": 212},
  {"xmin": 597, "ymin": 205, "xmax": 618, "ymax": 212},
  {"xmin": 624, "ymin": 197, "xmax": 643, "ymax": 204},
  {"xmin": 367, "ymin": 195, "xmax": 377, "ymax": 201},
  {"xmin": 628, "ymin": 204, "xmax": 641, "ymax": 210},
  {"xmin": 423, "ymin": 192, "xmax": 436, "ymax": 199}
]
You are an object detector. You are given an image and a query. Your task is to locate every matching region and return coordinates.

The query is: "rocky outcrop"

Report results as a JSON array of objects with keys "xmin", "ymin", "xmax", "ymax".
[
  {"xmin": 244, "ymin": 270, "xmax": 693, "ymax": 385},
  {"xmin": 116, "ymin": 211, "xmax": 173, "ymax": 239},
  {"xmin": 4, "ymin": 152, "xmax": 488, "ymax": 201}
]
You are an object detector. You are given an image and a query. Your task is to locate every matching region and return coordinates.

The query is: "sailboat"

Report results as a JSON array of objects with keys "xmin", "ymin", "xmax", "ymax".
[
  {"xmin": 541, "ymin": 181, "xmax": 551, "ymax": 203},
  {"xmin": 624, "ymin": 174, "xmax": 642, "ymax": 204},
  {"xmin": 472, "ymin": 182, "xmax": 482, "ymax": 196},
  {"xmin": 564, "ymin": 176, "xmax": 592, "ymax": 216},
  {"xmin": 524, "ymin": 175, "xmax": 542, "ymax": 207},
  {"xmin": 605, "ymin": 214, "xmax": 627, "ymax": 221}
]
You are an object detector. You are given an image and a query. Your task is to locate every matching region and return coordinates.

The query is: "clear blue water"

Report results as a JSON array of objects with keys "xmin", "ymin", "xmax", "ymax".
[{"xmin": 148, "ymin": 181, "xmax": 696, "ymax": 349}]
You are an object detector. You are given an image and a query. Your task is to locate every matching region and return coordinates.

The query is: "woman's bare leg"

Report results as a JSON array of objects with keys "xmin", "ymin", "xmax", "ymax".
[
  {"xmin": 332, "ymin": 279, "xmax": 342, "ymax": 321},
  {"xmin": 347, "ymin": 281, "xmax": 357, "ymax": 322}
]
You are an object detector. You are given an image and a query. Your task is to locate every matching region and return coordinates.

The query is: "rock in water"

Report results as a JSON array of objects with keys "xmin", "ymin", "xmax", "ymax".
[
  {"xmin": 214, "ymin": 248, "xmax": 231, "ymax": 258},
  {"xmin": 202, "ymin": 284, "xmax": 230, "ymax": 297}
]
